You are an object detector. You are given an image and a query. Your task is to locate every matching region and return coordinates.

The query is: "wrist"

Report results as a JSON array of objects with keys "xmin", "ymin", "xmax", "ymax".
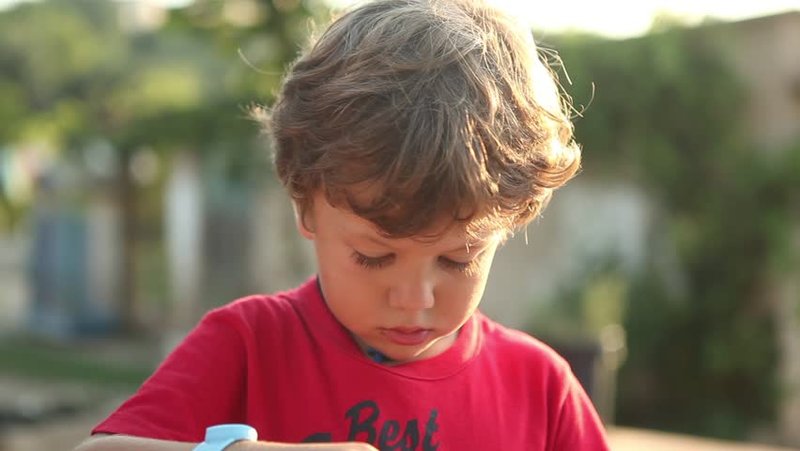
[
  {"xmin": 225, "ymin": 442, "xmax": 259, "ymax": 451},
  {"xmin": 194, "ymin": 424, "xmax": 258, "ymax": 451}
]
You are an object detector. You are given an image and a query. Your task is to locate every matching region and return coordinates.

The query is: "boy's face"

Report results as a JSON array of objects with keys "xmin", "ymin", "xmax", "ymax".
[{"xmin": 298, "ymin": 193, "xmax": 502, "ymax": 364}]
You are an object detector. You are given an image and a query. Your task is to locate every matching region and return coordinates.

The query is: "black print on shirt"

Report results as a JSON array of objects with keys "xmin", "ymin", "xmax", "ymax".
[{"xmin": 303, "ymin": 399, "xmax": 440, "ymax": 451}]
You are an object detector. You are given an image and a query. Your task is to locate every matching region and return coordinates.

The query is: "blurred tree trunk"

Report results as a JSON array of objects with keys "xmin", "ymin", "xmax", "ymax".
[
  {"xmin": 164, "ymin": 151, "xmax": 204, "ymax": 333},
  {"xmin": 774, "ymin": 224, "xmax": 800, "ymax": 447},
  {"xmin": 117, "ymin": 149, "xmax": 140, "ymax": 334}
]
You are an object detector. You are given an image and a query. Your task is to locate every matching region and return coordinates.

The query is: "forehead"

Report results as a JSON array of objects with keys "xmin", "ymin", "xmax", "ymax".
[
  {"xmin": 313, "ymin": 192, "xmax": 498, "ymax": 247},
  {"xmin": 329, "ymin": 177, "xmax": 499, "ymax": 232}
]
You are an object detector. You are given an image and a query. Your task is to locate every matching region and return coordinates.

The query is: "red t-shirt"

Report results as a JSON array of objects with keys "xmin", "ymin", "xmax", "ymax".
[{"xmin": 94, "ymin": 277, "xmax": 609, "ymax": 450}]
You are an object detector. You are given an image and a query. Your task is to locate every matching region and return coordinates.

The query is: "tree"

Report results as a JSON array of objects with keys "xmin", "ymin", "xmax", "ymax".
[
  {"xmin": 0, "ymin": 0, "xmax": 327, "ymax": 332},
  {"xmin": 550, "ymin": 26, "xmax": 796, "ymax": 440}
]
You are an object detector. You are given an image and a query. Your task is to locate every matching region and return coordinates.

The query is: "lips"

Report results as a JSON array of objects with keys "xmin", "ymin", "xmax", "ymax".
[{"xmin": 381, "ymin": 327, "xmax": 433, "ymax": 346}]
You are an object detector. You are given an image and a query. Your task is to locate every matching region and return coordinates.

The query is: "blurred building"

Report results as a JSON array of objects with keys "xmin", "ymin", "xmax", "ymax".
[{"xmin": 720, "ymin": 11, "xmax": 800, "ymax": 153}]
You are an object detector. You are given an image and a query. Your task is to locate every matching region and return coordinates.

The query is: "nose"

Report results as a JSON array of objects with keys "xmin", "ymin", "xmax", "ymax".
[{"xmin": 388, "ymin": 276, "xmax": 435, "ymax": 311}]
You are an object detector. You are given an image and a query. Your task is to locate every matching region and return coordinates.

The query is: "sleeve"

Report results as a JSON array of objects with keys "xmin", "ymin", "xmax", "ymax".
[
  {"xmin": 92, "ymin": 308, "xmax": 248, "ymax": 442},
  {"xmin": 547, "ymin": 367, "xmax": 611, "ymax": 451}
]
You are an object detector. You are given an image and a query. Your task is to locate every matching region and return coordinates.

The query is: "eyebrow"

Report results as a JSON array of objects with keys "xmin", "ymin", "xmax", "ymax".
[
  {"xmin": 354, "ymin": 232, "xmax": 490, "ymax": 254},
  {"xmin": 357, "ymin": 233, "xmax": 395, "ymax": 249}
]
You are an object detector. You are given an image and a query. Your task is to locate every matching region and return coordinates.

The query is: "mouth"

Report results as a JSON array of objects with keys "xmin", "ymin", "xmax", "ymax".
[{"xmin": 380, "ymin": 327, "xmax": 433, "ymax": 346}]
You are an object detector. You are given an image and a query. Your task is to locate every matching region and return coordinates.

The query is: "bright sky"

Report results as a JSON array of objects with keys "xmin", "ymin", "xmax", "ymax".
[
  {"xmin": 331, "ymin": 0, "xmax": 799, "ymax": 38},
  {"xmin": 0, "ymin": 0, "xmax": 797, "ymax": 38},
  {"xmin": 495, "ymin": 0, "xmax": 800, "ymax": 38}
]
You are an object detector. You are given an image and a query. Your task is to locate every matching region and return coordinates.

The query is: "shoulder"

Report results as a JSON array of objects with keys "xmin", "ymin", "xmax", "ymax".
[
  {"xmin": 472, "ymin": 316, "xmax": 611, "ymax": 448},
  {"xmin": 475, "ymin": 313, "xmax": 572, "ymax": 378},
  {"xmin": 472, "ymin": 314, "xmax": 589, "ymax": 415},
  {"xmin": 211, "ymin": 290, "xmax": 296, "ymax": 321},
  {"xmin": 200, "ymin": 279, "xmax": 316, "ymax": 338}
]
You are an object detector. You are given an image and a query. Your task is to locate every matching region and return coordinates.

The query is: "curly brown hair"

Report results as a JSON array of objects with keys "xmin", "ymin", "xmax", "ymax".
[{"xmin": 258, "ymin": 0, "xmax": 581, "ymax": 239}]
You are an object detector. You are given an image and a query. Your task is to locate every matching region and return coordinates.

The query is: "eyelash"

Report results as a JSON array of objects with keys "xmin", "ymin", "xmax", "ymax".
[
  {"xmin": 350, "ymin": 251, "xmax": 476, "ymax": 273},
  {"xmin": 351, "ymin": 251, "xmax": 393, "ymax": 270}
]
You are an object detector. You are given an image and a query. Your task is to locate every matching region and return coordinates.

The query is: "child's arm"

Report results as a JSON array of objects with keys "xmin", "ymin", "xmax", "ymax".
[{"xmin": 74, "ymin": 434, "xmax": 379, "ymax": 451}]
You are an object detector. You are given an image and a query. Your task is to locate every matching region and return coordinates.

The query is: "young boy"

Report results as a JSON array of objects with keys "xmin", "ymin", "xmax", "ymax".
[{"xmin": 77, "ymin": 0, "xmax": 609, "ymax": 449}]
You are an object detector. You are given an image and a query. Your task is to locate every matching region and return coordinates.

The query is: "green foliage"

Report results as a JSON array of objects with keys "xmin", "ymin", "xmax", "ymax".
[
  {"xmin": 0, "ymin": 0, "xmax": 326, "ymax": 234},
  {"xmin": 531, "ymin": 256, "xmax": 629, "ymax": 341},
  {"xmin": 0, "ymin": 0, "xmax": 128, "ymax": 142},
  {"xmin": 552, "ymin": 28, "xmax": 799, "ymax": 440},
  {"xmin": 0, "ymin": 0, "xmax": 323, "ymax": 165},
  {"xmin": 0, "ymin": 337, "xmax": 152, "ymax": 387},
  {"xmin": 0, "ymin": 0, "xmax": 327, "ymax": 331}
]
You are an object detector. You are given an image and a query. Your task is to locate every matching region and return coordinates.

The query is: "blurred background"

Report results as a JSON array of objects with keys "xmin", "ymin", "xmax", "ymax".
[{"xmin": 0, "ymin": 0, "xmax": 798, "ymax": 450}]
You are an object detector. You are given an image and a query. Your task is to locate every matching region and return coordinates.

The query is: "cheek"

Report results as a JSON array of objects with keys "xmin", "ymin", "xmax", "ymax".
[
  {"xmin": 440, "ymin": 269, "xmax": 489, "ymax": 305},
  {"xmin": 315, "ymin": 236, "xmax": 355, "ymax": 273},
  {"xmin": 318, "ymin": 245, "xmax": 382, "ymax": 296},
  {"xmin": 457, "ymin": 252, "xmax": 497, "ymax": 298},
  {"xmin": 464, "ymin": 249, "xmax": 497, "ymax": 281}
]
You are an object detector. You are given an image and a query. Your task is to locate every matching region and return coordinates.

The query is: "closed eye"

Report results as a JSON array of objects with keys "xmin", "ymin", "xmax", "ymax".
[
  {"xmin": 351, "ymin": 251, "xmax": 394, "ymax": 269},
  {"xmin": 438, "ymin": 256, "xmax": 476, "ymax": 273},
  {"xmin": 351, "ymin": 251, "xmax": 480, "ymax": 274}
]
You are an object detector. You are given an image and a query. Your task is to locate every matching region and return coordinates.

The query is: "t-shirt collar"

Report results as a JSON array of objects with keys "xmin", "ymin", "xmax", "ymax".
[{"xmin": 292, "ymin": 275, "xmax": 482, "ymax": 380}]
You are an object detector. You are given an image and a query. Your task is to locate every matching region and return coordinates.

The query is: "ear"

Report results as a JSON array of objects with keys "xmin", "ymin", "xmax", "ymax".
[{"xmin": 292, "ymin": 201, "xmax": 315, "ymax": 240}]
